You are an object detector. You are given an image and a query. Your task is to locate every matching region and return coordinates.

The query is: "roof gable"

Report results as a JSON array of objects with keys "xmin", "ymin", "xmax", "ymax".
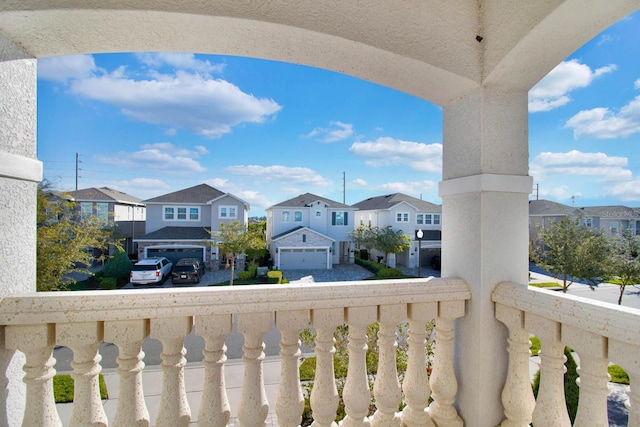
[
  {"xmin": 272, "ymin": 226, "xmax": 335, "ymax": 242},
  {"xmin": 352, "ymin": 193, "xmax": 440, "ymax": 211},
  {"xmin": 67, "ymin": 187, "xmax": 143, "ymax": 205},
  {"xmin": 144, "ymin": 183, "xmax": 225, "ymax": 204},
  {"xmin": 269, "ymin": 192, "xmax": 353, "ymax": 210},
  {"xmin": 528, "ymin": 199, "xmax": 574, "ymax": 216}
]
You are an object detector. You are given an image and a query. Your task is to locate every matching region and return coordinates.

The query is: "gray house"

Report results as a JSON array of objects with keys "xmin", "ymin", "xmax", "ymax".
[
  {"xmin": 66, "ymin": 187, "xmax": 146, "ymax": 257},
  {"xmin": 135, "ymin": 183, "xmax": 249, "ymax": 269},
  {"xmin": 352, "ymin": 193, "xmax": 442, "ymax": 268}
]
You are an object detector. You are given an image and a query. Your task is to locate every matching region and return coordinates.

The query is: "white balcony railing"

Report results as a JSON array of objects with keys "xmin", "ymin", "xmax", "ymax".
[
  {"xmin": 0, "ymin": 277, "xmax": 470, "ymax": 426},
  {"xmin": 493, "ymin": 282, "xmax": 640, "ymax": 427}
]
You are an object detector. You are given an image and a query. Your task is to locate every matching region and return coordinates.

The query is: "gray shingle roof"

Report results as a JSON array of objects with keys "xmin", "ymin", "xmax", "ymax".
[
  {"xmin": 573, "ymin": 205, "xmax": 640, "ymax": 218},
  {"xmin": 67, "ymin": 187, "xmax": 144, "ymax": 205},
  {"xmin": 528, "ymin": 199, "xmax": 574, "ymax": 216},
  {"xmin": 269, "ymin": 193, "xmax": 352, "ymax": 209},
  {"xmin": 138, "ymin": 226, "xmax": 212, "ymax": 240},
  {"xmin": 144, "ymin": 184, "xmax": 225, "ymax": 204},
  {"xmin": 352, "ymin": 193, "xmax": 440, "ymax": 211}
]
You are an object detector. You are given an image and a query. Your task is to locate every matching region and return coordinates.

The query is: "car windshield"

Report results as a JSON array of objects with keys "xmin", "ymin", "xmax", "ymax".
[
  {"xmin": 132, "ymin": 265, "xmax": 158, "ymax": 271},
  {"xmin": 173, "ymin": 265, "xmax": 195, "ymax": 272}
]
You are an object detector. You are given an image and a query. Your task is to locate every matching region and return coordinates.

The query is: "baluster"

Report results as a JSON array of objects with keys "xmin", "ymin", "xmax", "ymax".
[
  {"xmin": 104, "ymin": 319, "xmax": 150, "ymax": 427},
  {"xmin": 310, "ymin": 307, "xmax": 344, "ymax": 427},
  {"xmin": 150, "ymin": 316, "xmax": 192, "ymax": 427},
  {"xmin": 609, "ymin": 339, "xmax": 640, "ymax": 427},
  {"xmin": 427, "ymin": 300, "xmax": 464, "ymax": 427},
  {"xmin": 195, "ymin": 314, "xmax": 233, "ymax": 427},
  {"xmin": 401, "ymin": 302, "xmax": 437, "ymax": 427},
  {"xmin": 275, "ymin": 310, "xmax": 308, "ymax": 427},
  {"xmin": 495, "ymin": 305, "xmax": 535, "ymax": 427},
  {"xmin": 237, "ymin": 312, "xmax": 272, "ymax": 427},
  {"xmin": 564, "ymin": 325, "xmax": 609, "ymax": 427},
  {"xmin": 57, "ymin": 321, "xmax": 107, "ymax": 427},
  {"xmin": 5, "ymin": 324, "xmax": 61, "ymax": 427},
  {"xmin": 370, "ymin": 303, "xmax": 405, "ymax": 427},
  {"xmin": 525, "ymin": 314, "xmax": 570, "ymax": 427},
  {"xmin": 341, "ymin": 306, "xmax": 376, "ymax": 427}
]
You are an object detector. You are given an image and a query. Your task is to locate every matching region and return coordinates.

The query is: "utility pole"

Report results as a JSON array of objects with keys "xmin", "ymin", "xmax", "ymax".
[
  {"xmin": 343, "ymin": 171, "xmax": 346, "ymax": 204},
  {"xmin": 75, "ymin": 152, "xmax": 81, "ymax": 191}
]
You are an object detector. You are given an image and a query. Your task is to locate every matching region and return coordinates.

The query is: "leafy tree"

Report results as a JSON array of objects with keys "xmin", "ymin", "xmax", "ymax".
[
  {"xmin": 103, "ymin": 248, "xmax": 133, "ymax": 285},
  {"xmin": 348, "ymin": 224, "xmax": 377, "ymax": 258},
  {"xmin": 531, "ymin": 216, "xmax": 608, "ymax": 292},
  {"xmin": 208, "ymin": 221, "xmax": 265, "ymax": 286},
  {"xmin": 37, "ymin": 181, "xmax": 118, "ymax": 291},
  {"xmin": 607, "ymin": 229, "xmax": 640, "ymax": 305},
  {"xmin": 375, "ymin": 225, "xmax": 412, "ymax": 267}
]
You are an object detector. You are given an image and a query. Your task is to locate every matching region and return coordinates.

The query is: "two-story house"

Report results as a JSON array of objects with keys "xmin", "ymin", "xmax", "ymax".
[
  {"xmin": 351, "ymin": 193, "xmax": 442, "ymax": 268},
  {"xmin": 266, "ymin": 193, "xmax": 357, "ymax": 269},
  {"xmin": 66, "ymin": 187, "xmax": 146, "ymax": 257},
  {"xmin": 135, "ymin": 183, "xmax": 249, "ymax": 269},
  {"xmin": 528, "ymin": 199, "xmax": 576, "ymax": 241}
]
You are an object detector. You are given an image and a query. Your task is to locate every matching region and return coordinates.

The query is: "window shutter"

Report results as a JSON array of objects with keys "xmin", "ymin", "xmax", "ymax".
[
  {"xmin": 344, "ymin": 212, "xmax": 349, "ymax": 225},
  {"xmin": 332, "ymin": 212, "xmax": 336, "ymax": 225}
]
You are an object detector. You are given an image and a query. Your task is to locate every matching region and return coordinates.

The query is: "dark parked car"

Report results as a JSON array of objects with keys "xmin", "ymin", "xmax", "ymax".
[
  {"xmin": 430, "ymin": 254, "xmax": 441, "ymax": 270},
  {"xmin": 171, "ymin": 258, "xmax": 205, "ymax": 285}
]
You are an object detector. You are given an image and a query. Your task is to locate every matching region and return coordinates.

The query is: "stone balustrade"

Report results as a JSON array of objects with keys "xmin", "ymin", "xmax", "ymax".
[
  {"xmin": 493, "ymin": 282, "xmax": 640, "ymax": 427},
  {"xmin": 0, "ymin": 277, "xmax": 470, "ymax": 426}
]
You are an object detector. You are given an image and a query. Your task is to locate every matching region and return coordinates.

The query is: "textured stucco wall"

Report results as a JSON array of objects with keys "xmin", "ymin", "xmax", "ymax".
[{"xmin": 0, "ymin": 58, "xmax": 37, "ymax": 427}]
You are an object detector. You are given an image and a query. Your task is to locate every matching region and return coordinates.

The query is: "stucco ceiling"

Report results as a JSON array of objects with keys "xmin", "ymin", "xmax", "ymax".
[{"xmin": 0, "ymin": 1, "xmax": 638, "ymax": 105}]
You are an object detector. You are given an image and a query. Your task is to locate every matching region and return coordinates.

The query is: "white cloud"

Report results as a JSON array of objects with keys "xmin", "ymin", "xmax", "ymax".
[
  {"xmin": 305, "ymin": 121, "xmax": 354, "ymax": 143},
  {"xmin": 377, "ymin": 180, "xmax": 438, "ymax": 196},
  {"xmin": 98, "ymin": 178, "xmax": 171, "ymax": 200},
  {"xmin": 351, "ymin": 178, "xmax": 367, "ymax": 187},
  {"xmin": 224, "ymin": 165, "xmax": 332, "ymax": 187},
  {"xmin": 95, "ymin": 142, "xmax": 207, "ymax": 174},
  {"xmin": 528, "ymin": 60, "xmax": 616, "ymax": 112},
  {"xmin": 349, "ymin": 137, "xmax": 442, "ymax": 173},
  {"xmin": 530, "ymin": 150, "xmax": 630, "ymax": 181},
  {"xmin": 135, "ymin": 52, "xmax": 226, "ymax": 75},
  {"xmin": 70, "ymin": 70, "xmax": 281, "ymax": 138},
  {"xmin": 608, "ymin": 178, "xmax": 640, "ymax": 201},
  {"xmin": 38, "ymin": 55, "xmax": 98, "ymax": 83},
  {"xmin": 635, "ymin": 78, "xmax": 640, "ymax": 90},
  {"xmin": 565, "ymin": 96, "xmax": 640, "ymax": 139}
]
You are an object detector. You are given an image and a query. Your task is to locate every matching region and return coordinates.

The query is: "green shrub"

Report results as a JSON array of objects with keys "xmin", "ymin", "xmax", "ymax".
[
  {"xmin": 268, "ymin": 270, "xmax": 283, "ymax": 284},
  {"xmin": 532, "ymin": 348, "xmax": 579, "ymax": 424},
  {"xmin": 103, "ymin": 248, "xmax": 132, "ymax": 282},
  {"xmin": 355, "ymin": 257, "xmax": 385, "ymax": 274},
  {"xmin": 530, "ymin": 336, "xmax": 541, "ymax": 356},
  {"xmin": 99, "ymin": 276, "xmax": 117, "ymax": 290},
  {"xmin": 377, "ymin": 267, "xmax": 403, "ymax": 277},
  {"xmin": 54, "ymin": 374, "xmax": 108, "ymax": 403},
  {"xmin": 237, "ymin": 271, "xmax": 254, "ymax": 280},
  {"xmin": 609, "ymin": 364, "xmax": 630, "ymax": 384}
]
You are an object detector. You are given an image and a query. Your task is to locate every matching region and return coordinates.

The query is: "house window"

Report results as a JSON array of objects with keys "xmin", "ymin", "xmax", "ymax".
[
  {"xmin": 164, "ymin": 207, "xmax": 174, "ymax": 220},
  {"xmin": 190, "ymin": 208, "xmax": 199, "ymax": 220},
  {"xmin": 219, "ymin": 206, "xmax": 237, "ymax": 219},
  {"xmin": 417, "ymin": 214, "xmax": 424, "ymax": 225},
  {"xmin": 583, "ymin": 218, "xmax": 592, "ymax": 227},
  {"xmin": 302, "ymin": 234, "xmax": 307, "ymax": 243},
  {"xmin": 177, "ymin": 207, "xmax": 187, "ymax": 220},
  {"xmin": 282, "ymin": 211, "xmax": 291, "ymax": 222},
  {"xmin": 425, "ymin": 214, "xmax": 432, "ymax": 225},
  {"xmin": 611, "ymin": 221, "xmax": 619, "ymax": 234},
  {"xmin": 396, "ymin": 212, "xmax": 409, "ymax": 223},
  {"xmin": 294, "ymin": 211, "xmax": 303, "ymax": 222},
  {"xmin": 96, "ymin": 203, "xmax": 109, "ymax": 223},
  {"xmin": 165, "ymin": 206, "xmax": 200, "ymax": 221},
  {"xmin": 80, "ymin": 202, "xmax": 93, "ymax": 221},
  {"xmin": 332, "ymin": 211, "xmax": 349, "ymax": 226},
  {"xmin": 434, "ymin": 214, "xmax": 441, "ymax": 225},
  {"xmin": 315, "ymin": 210, "xmax": 322, "ymax": 217}
]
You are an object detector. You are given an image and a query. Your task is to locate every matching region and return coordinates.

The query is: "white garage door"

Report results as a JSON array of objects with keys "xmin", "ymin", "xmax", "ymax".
[{"xmin": 280, "ymin": 248, "xmax": 328, "ymax": 269}]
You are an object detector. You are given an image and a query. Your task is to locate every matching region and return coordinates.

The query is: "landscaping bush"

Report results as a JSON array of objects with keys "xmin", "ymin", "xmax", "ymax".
[
  {"xmin": 98, "ymin": 276, "xmax": 117, "ymax": 290},
  {"xmin": 267, "ymin": 270, "xmax": 283, "ymax": 284},
  {"xmin": 609, "ymin": 364, "xmax": 630, "ymax": 384},
  {"xmin": 355, "ymin": 257, "xmax": 386, "ymax": 274},
  {"xmin": 377, "ymin": 267, "xmax": 403, "ymax": 278},
  {"xmin": 54, "ymin": 374, "xmax": 108, "ymax": 403},
  {"xmin": 103, "ymin": 248, "xmax": 132, "ymax": 284},
  {"xmin": 237, "ymin": 270, "xmax": 254, "ymax": 280}
]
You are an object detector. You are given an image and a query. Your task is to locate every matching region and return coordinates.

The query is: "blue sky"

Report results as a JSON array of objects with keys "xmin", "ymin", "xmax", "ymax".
[{"xmin": 38, "ymin": 11, "xmax": 640, "ymax": 216}]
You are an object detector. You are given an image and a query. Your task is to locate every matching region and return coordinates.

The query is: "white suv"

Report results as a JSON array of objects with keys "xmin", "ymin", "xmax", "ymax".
[{"xmin": 130, "ymin": 257, "xmax": 173, "ymax": 285}]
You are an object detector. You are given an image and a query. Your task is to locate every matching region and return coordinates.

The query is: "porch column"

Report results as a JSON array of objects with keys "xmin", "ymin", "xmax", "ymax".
[
  {"xmin": 0, "ymin": 55, "xmax": 40, "ymax": 427},
  {"xmin": 439, "ymin": 86, "xmax": 531, "ymax": 426}
]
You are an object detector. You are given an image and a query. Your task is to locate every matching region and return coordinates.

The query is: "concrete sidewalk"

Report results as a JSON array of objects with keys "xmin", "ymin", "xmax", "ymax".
[{"xmin": 56, "ymin": 357, "xmax": 283, "ymax": 426}]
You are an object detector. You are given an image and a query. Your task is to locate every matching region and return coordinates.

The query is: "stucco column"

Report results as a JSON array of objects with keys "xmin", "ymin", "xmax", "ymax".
[
  {"xmin": 439, "ymin": 86, "xmax": 531, "ymax": 427},
  {"xmin": 0, "ymin": 57, "xmax": 40, "ymax": 426}
]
